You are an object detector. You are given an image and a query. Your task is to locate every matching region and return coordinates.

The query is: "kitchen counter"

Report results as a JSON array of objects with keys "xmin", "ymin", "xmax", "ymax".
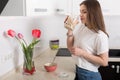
[
  {"xmin": 1, "ymin": 48, "xmax": 76, "ymax": 80},
  {"xmin": 1, "ymin": 48, "xmax": 120, "ymax": 80}
]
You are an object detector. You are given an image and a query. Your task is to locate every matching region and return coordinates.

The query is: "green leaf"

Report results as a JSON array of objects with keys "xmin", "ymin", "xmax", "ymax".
[{"xmin": 22, "ymin": 39, "xmax": 40, "ymax": 71}]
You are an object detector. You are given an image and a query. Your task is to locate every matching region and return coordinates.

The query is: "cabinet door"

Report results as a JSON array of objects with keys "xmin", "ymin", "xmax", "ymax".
[
  {"xmin": 114, "ymin": 62, "xmax": 120, "ymax": 80},
  {"xmin": 73, "ymin": 0, "xmax": 120, "ymax": 16},
  {"xmin": 99, "ymin": 65, "xmax": 116, "ymax": 80},
  {"xmin": 98, "ymin": 0, "xmax": 120, "ymax": 15},
  {"xmin": 116, "ymin": 73, "xmax": 120, "ymax": 80},
  {"xmin": 25, "ymin": 0, "xmax": 55, "ymax": 16},
  {"xmin": 72, "ymin": 0, "xmax": 82, "ymax": 16},
  {"xmin": 99, "ymin": 62, "xmax": 120, "ymax": 80},
  {"xmin": 55, "ymin": 0, "xmax": 82, "ymax": 15}
]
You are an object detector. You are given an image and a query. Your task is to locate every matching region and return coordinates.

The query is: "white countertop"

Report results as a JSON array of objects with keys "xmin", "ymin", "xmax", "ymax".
[
  {"xmin": 1, "ymin": 48, "xmax": 120, "ymax": 80},
  {"xmin": 1, "ymin": 48, "xmax": 76, "ymax": 80},
  {"xmin": 109, "ymin": 57, "xmax": 120, "ymax": 62}
]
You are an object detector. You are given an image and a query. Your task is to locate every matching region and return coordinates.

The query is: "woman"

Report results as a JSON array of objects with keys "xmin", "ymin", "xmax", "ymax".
[{"xmin": 64, "ymin": 0, "xmax": 109, "ymax": 80}]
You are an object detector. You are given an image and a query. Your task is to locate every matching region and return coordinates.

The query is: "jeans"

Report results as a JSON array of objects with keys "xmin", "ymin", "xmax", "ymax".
[{"xmin": 74, "ymin": 66, "xmax": 102, "ymax": 80}]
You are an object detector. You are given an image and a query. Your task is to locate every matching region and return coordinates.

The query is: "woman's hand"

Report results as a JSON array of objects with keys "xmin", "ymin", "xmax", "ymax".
[
  {"xmin": 64, "ymin": 16, "xmax": 79, "ymax": 31},
  {"xmin": 70, "ymin": 47, "xmax": 85, "ymax": 57}
]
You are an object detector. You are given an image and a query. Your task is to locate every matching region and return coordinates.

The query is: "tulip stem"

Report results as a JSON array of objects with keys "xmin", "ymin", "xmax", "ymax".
[{"xmin": 22, "ymin": 38, "xmax": 28, "ymax": 46}]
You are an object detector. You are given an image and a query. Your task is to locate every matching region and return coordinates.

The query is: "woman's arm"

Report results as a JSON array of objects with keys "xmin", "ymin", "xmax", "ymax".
[
  {"xmin": 67, "ymin": 30, "xmax": 74, "ymax": 51},
  {"xmin": 83, "ymin": 51, "xmax": 108, "ymax": 66},
  {"xmin": 64, "ymin": 15, "xmax": 79, "ymax": 52},
  {"xmin": 70, "ymin": 47, "xmax": 108, "ymax": 66}
]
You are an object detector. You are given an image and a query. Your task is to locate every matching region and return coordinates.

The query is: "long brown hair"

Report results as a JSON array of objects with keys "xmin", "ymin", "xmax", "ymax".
[{"xmin": 80, "ymin": 0, "xmax": 109, "ymax": 37}]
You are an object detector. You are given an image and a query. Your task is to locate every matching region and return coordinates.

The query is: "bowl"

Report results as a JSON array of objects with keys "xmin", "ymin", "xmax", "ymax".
[{"xmin": 44, "ymin": 62, "xmax": 57, "ymax": 72}]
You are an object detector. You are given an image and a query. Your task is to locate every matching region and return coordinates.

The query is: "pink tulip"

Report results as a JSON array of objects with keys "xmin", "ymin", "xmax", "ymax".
[
  {"xmin": 7, "ymin": 29, "xmax": 41, "ymax": 75},
  {"xmin": 32, "ymin": 29, "xmax": 41, "ymax": 38},
  {"xmin": 18, "ymin": 33, "xmax": 23, "ymax": 39},
  {"xmin": 7, "ymin": 29, "xmax": 16, "ymax": 37}
]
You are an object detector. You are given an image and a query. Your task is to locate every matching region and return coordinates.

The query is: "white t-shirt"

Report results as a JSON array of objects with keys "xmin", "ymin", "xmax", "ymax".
[{"xmin": 73, "ymin": 24, "xmax": 109, "ymax": 72}]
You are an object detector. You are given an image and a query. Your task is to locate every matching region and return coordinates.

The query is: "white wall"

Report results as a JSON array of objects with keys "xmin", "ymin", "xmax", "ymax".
[
  {"xmin": 104, "ymin": 15, "xmax": 120, "ymax": 49},
  {"xmin": 0, "ymin": 17, "xmax": 40, "ymax": 77}
]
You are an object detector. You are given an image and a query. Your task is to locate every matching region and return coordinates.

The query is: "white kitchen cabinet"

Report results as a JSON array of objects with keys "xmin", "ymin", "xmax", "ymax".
[
  {"xmin": 1, "ymin": 0, "xmax": 57, "ymax": 16},
  {"xmin": 72, "ymin": 0, "xmax": 82, "ymax": 16},
  {"xmin": 27, "ymin": 0, "xmax": 119, "ymax": 16},
  {"xmin": 26, "ymin": 0, "xmax": 79, "ymax": 16},
  {"xmin": 1, "ymin": 0, "xmax": 120, "ymax": 16},
  {"xmin": 55, "ymin": 0, "xmax": 72, "ymax": 15},
  {"xmin": 74, "ymin": 0, "xmax": 120, "ymax": 16},
  {"xmin": 24, "ymin": 0, "xmax": 72, "ymax": 16},
  {"xmin": 68, "ymin": 0, "xmax": 120, "ymax": 15},
  {"xmin": 55, "ymin": 0, "xmax": 82, "ymax": 16},
  {"xmin": 25, "ymin": 0, "xmax": 56, "ymax": 16},
  {"xmin": 1, "ymin": 0, "xmax": 82, "ymax": 16},
  {"xmin": 98, "ymin": 0, "xmax": 120, "ymax": 15}
]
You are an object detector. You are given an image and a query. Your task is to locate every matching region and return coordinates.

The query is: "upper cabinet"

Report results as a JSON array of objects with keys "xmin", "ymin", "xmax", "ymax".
[
  {"xmin": 1, "ymin": 0, "xmax": 120, "ymax": 16},
  {"xmin": 98, "ymin": 0, "xmax": 120, "ymax": 15},
  {"xmin": 1, "ymin": 0, "xmax": 73, "ymax": 16},
  {"xmin": 56, "ymin": 0, "xmax": 120, "ymax": 16},
  {"xmin": 25, "ymin": 0, "xmax": 56, "ymax": 16},
  {"xmin": 70, "ymin": 0, "xmax": 120, "ymax": 16},
  {"xmin": 55, "ymin": 0, "xmax": 73, "ymax": 15},
  {"xmin": 25, "ymin": 0, "xmax": 73, "ymax": 16}
]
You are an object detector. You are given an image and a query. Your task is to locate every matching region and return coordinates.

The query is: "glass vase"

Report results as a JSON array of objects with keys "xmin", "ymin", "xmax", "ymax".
[
  {"xmin": 23, "ymin": 60, "xmax": 36, "ymax": 75},
  {"xmin": 22, "ymin": 46, "xmax": 36, "ymax": 75}
]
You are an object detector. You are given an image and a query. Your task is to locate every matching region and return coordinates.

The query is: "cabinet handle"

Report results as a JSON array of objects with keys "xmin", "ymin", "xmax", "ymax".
[
  {"xmin": 116, "ymin": 65, "xmax": 120, "ymax": 73},
  {"xmin": 111, "ymin": 65, "xmax": 115, "ymax": 68}
]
